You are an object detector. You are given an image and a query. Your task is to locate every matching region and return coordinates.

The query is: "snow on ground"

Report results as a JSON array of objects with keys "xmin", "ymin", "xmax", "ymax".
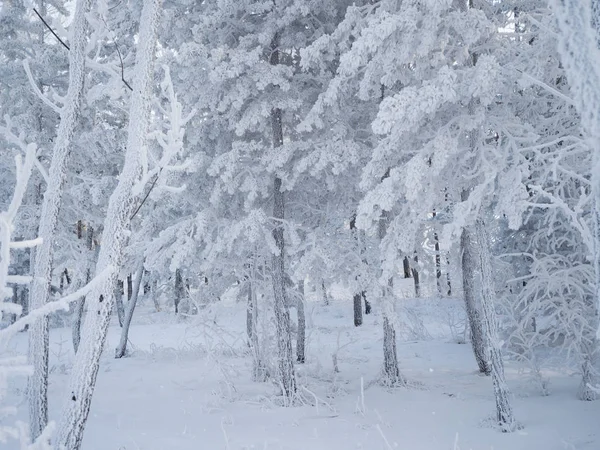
[{"xmin": 6, "ymin": 298, "xmax": 600, "ymax": 449}]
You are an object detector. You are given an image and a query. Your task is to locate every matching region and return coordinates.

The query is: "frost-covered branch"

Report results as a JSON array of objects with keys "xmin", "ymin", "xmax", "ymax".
[
  {"xmin": 0, "ymin": 116, "xmax": 49, "ymax": 183},
  {"xmin": 0, "ymin": 126, "xmax": 53, "ymax": 449},
  {"xmin": 132, "ymin": 65, "xmax": 196, "ymax": 197}
]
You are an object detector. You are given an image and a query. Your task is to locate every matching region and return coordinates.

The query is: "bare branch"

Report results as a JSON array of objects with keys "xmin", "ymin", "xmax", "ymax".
[{"xmin": 33, "ymin": 8, "xmax": 70, "ymax": 51}]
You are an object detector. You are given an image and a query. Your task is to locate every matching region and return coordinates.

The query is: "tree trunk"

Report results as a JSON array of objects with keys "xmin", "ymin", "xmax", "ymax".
[
  {"xmin": 364, "ymin": 292, "xmax": 372, "ymax": 314},
  {"xmin": 10, "ymin": 286, "xmax": 18, "ymax": 325},
  {"xmin": 433, "ymin": 226, "xmax": 443, "ymax": 295},
  {"xmin": 403, "ymin": 256, "xmax": 411, "ymax": 279},
  {"xmin": 475, "ymin": 219, "xmax": 516, "ymax": 431},
  {"xmin": 246, "ymin": 281, "xmax": 254, "ymax": 346},
  {"xmin": 350, "ymin": 214, "xmax": 364, "ymax": 326},
  {"xmin": 115, "ymin": 260, "xmax": 144, "ymax": 358},
  {"xmin": 297, "ymin": 280, "xmax": 306, "ymax": 363},
  {"xmin": 461, "ymin": 222, "xmax": 490, "ymax": 375},
  {"xmin": 378, "ymin": 207, "xmax": 404, "ymax": 385},
  {"xmin": 247, "ymin": 276, "xmax": 266, "ymax": 381},
  {"xmin": 446, "ymin": 255, "xmax": 452, "ymax": 296},
  {"xmin": 353, "ymin": 293, "xmax": 363, "ymax": 327},
  {"xmin": 268, "ymin": 32, "xmax": 296, "ymax": 402},
  {"xmin": 114, "ymin": 279, "xmax": 125, "ymax": 326},
  {"xmin": 126, "ymin": 273, "xmax": 133, "ymax": 302},
  {"xmin": 174, "ymin": 269, "xmax": 183, "ymax": 314},
  {"xmin": 27, "ymin": 0, "xmax": 91, "ymax": 439},
  {"xmin": 55, "ymin": 1, "xmax": 163, "ymax": 447},
  {"xmin": 412, "ymin": 254, "xmax": 421, "ymax": 297},
  {"xmin": 321, "ymin": 280, "xmax": 329, "ymax": 305},
  {"xmin": 72, "ymin": 296, "xmax": 85, "ymax": 354}
]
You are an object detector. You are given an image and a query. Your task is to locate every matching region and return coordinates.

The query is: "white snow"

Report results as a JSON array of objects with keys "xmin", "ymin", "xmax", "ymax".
[{"xmin": 6, "ymin": 298, "xmax": 600, "ymax": 449}]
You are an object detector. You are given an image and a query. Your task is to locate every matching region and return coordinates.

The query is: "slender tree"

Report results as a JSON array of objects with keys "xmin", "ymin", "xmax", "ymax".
[
  {"xmin": 27, "ymin": 0, "xmax": 91, "ymax": 439},
  {"xmin": 55, "ymin": 0, "xmax": 163, "ymax": 446}
]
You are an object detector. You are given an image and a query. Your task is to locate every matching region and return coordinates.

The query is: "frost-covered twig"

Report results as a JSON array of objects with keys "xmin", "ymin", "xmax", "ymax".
[
  {"xmin": 132, "ymin": 65, "xmax": 196, "ymax": 197},
  {"xmin": 0, "ymin": 125, "xmax": 53, "ymax": 449}
]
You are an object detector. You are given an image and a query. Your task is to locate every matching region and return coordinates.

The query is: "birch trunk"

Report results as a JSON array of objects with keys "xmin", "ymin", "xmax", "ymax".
[
  {"xmin": 55, "ymin": 1, "xmax": 162, "ymax": 447},
  {"xmin": 114, "ymin": 280, "xmax": 125, "ymax": 326},
  {"xmin": 115, "ymin": 260, "xmax": 144, "ymax": 358},
  {"xmin": 475, "ymin": 219, "xmax": 516, "ymax": 431},
  {"xmin": 27, "ymin": 0, "xmax": 91, "ymax": 439}
]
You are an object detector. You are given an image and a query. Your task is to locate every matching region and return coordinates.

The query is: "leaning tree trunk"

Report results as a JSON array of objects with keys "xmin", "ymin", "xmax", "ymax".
[
  {"xmin": 475, "ymin": 219, "xmax": 516, "ymax": 432},
  {"xmin": 461, "ymin": 225, "xmax": 490, "ymax": 375},
  {"xmin": 115, "ymin": 259, "xmax": 144, "ymax": 358},
  {"xmin": 461, "ymin": 216, "xmax": 490, "ymax": 375},
  {"xmin": 27, "ymin": 0, "xmax": 91, "ymax": 440},
  {"xmin": 268, "ymin": 33, "xmax": 296, "ymax": 402},
  {"xmin": 297, "ymin": 280, "xmax": 306, "ymax": 363},
  {"xmin": 55, "ymin": 1, "xmax": 163, "ymax": 447},
  {"xmin": 114, "ymin": 279, "xmax": 125, "ymax": 326}
]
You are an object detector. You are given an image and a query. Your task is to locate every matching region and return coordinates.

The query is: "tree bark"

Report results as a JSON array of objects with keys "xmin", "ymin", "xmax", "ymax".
[
  {"xmin": 350, "ymin": 214, "xmax": 364, "ymax": 326},
  {"xmin": 297, "ymin": 280, "xmax": 306, "ymax": 363},
  {"xmin": 27, "ymin": 0, "xmax": 91, "ymax": 440},
  {"xmin": 475, "ymin": 219, "xmax": 516, "ymax": 431},
  {"xmin": 378, "ymin": 206, "xmax": 404, "ymax": 385},
  {"xmin": 174, "ymin": 268, "xmax": 183, "ymax": 314},
  {"xmin": 55, "ymin": 1, "xmax": 163, "ymax": 446},
  {"xmin": 403, "ymin": 256, "xmax": 411, "ymax": 279},
  {"xmin": 412, "ymin": 254, "xmax": 421, "ymax": 297},
  {"xmin": 461, "ymin": 221, "xmax": 490, "ymax": 375},
  {"xmin": 73, "ymin": 226, "xmax": 95, "ymax": 353},
  {"xmin": 268, "ymin": 31, "xmax": 296, "ymax": 402},
  {"xmin": 114, "ymin": 279, "xmax": 125, "ymax": 326},
  {"xmin": 115, "ymin": 260, "xmax": 144, "ymax": 358}
]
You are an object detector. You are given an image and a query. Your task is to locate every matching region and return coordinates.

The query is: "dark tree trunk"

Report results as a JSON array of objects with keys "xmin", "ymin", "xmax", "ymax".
[
  {"xmin": 174, "ymin": 269, "xmax": 184, "ymax": 314},
  {"xmin": 297, "ymin": 280, "xmax": 306, "ymax": 363},
  {"xmin": 446, "ymin": 255, "xmax": 452, "ymax": 296},
  {"xmin": 115, "ymin": 260, "xmax": 144, "ymax": 358},
  {"xmin": 353, "ymin": 293, "xmax": 363, "ymax": 327},
  {"xmin": 364, "ymin": 292, "xmax": 371, "ymax": 314},
  {"xmin": 127, "ymin": 273, "xmax": 133, "ymax": 302},
  {"xmin": 321, "ymin": 280, "xmax": 329, "ymax": 305},
  {"xmin": 268, "ymin": 32, "xmax": 296, "ymax": 401},
  {"xmin": 403, "ymin": 256, "xmax": 411, "ymax": 279}
]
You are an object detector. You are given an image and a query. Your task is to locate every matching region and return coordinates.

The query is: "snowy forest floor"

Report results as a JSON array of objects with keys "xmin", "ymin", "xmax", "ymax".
[{"xmin": 7, "ymin": 298, "xmax": 600, "ymax": 450}]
